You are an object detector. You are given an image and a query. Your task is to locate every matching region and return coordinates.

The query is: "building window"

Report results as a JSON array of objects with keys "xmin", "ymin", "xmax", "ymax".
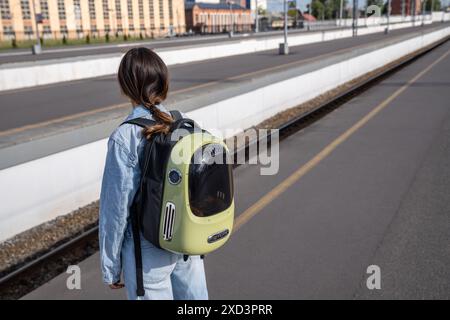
[
  {"xmin": 24, "ymin": 25, "xmax": 33, "ymax": 35},
  {"xmin": 21, "ymin": 0, "xmax": 31, "ymax": 19},
  {"xmin": 138, "ymin": 0, "xmax": 144, "ymax": 19},
  {"xmin": 140, "ymin": 23, "xmax": 145, "ymax": 30},
  {"xmin": 127, "ymin": 0, "xmax": 133, "ymax": 20},
  {"xmin": 102, "ymin": 0, "xmax": 109, "ymax": 20},
  {"xmin": 168, "ymin": 0, "xmax": 173, "ymax": 21},
  {"xmin": 91, "ymin": 25, "xmax": 97, "ymax": 32},
  {"xmin": 117, "ymin": 24, "xmax": 123, "ymax": 32},
  {"xmin": 40, "ymin": 0, "xmax": 49, "ymax": 19},
  {"xmin": 159, "ymin": 0, "xmax": 164, "ymax": 21},
  {"xmin": 0, "ymin": 0, "xmax": 11, "ymax": 19},
  {"xmin": 74, "ymin": 0, "xmax": 81, "ymax": 20},
  {"xmin": 58, "ymin": 0, "xmax": 66, "ymax": 20},
  {"xmin": 3, "ymin": 25, "xmax": 14, "ymax": 37},
  {"xmin": 149, "ymin": 0, "xmax": 155, "ymax": 29},
  {"xmin": 43, "ymin": 25, "xmax": 51, "ymax": 34},
  {"xmin": 60, "ymin": 25, "xmax": 68, "ymax": 34},
  {"xmin": 129, "ymin": 24, "xmax": 134, "ymax": 31},
  {"xmin": 115, "ymin": 0, "xmax": 121, "ymax": 20},
  {"xmin": 105, "ymin": 24, "xmax": 110, "ymax": 32},
  {"xmin": 89, "ymin": 0, "xmax": 96, "ymax": 19}
]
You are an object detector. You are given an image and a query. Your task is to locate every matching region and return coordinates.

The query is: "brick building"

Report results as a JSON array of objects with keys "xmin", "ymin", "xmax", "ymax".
[
  {"xmin": 185, "ymin": 1, "xmax": 252, "ymax": 34},
  {"xmin": 0, "ymin": 0, "xmax": 186, "ymax": 41},
  {"xmin": 391, "ymin": 0, "xmax": 423, "ymax": 16}
]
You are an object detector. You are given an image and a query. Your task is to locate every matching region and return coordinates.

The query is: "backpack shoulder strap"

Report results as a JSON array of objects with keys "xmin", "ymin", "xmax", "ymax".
[
  {"xmin": 169, "ymin": 110, "xmax": 183, "ymax": 121},
  {"xmin": 121, "ymin": 118, "xmax": 156, "ymax": 128},
  {"xmin": 121, "ymin": 117, "xmax": 156, "ymax": 298}
]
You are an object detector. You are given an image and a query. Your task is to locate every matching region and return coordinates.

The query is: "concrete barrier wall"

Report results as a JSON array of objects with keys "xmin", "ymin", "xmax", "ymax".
[
  {"xmin": 433, "ymin": 12, "xmax": 450, "ymax": 22},
  {"xmin": 339, "ymin": 15, "xmax": 429, "ymax": 27},
  {"xmin": 338, "ymin": 13, "xmax": 450, "ymax": 27},
  {"xmin": 0, "ymin": 140, "xmax": 106, "ymax": 241},
  {"xmin": 188, "ymin": 26, "xmax": 450, "ymax": 134},
  {"xmin": 342, "ymin": 11, "xmax": 450, "ymax": 27},
  {"xmin": 0, "ymin": 25, "xmax": 449, "ymax": 242},
  {"xmin": 0, "ymin": 18, "xmax": 439, "ymax": 92}
]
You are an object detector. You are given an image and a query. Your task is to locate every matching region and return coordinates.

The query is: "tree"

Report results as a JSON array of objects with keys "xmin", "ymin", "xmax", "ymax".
[
  {"xmin": 325, "ymin": 0, "xmax": 347, "ymax": 19},
  {"xmin": 366, "ymin": 0, "xmax": 384, "ymax": 9},
  {"xmin": 258, "ymin": 6, "xmax": 267, "ymax": 16},
  {"xmin": 310, "ymin": 0, "xmax": 348, "ymax": 20},
  {"xmin": 311, "ymin": 0, "xmax": 326, "ymax": 19},
  {"xmin": 288, "ymin": 0, "xmax": 297, "ymax": 9},
  {"xmin": 288, "ymin": 8, "xmax": 298, "ymax": 18},
  {"xmin": 426, "ymin": 0, "xmax": 442, "ymax": 11},
  {"xmin": 382, "ymin": 2, "xmax": 388, "ymax": 15}
]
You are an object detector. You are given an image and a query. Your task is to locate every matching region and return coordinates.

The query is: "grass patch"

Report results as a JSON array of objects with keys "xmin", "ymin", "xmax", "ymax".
[{"xmin": 0, "ymin": 34, "xmax": 154, "ymax": 51}]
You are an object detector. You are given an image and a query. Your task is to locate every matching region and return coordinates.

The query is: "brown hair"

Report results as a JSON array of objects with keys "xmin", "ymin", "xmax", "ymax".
[{"xmin": 118, "ymin": 47, "xmax": 173, "ymax": 139}]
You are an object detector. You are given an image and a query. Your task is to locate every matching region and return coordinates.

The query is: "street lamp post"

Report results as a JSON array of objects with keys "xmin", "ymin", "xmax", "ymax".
[
  {"xmin": 228, "ymin": 1, "xmax": 234, "ymax": 37},
  {"xmin": 431, "ymin": 0, "xmax": 435, "ymax": 22},
  {"xmin": 279, "ymin": 0, "xmax": 289, "ymax": 54},
  {"xmin": 422, "ymin": 0, "xmax": 426, "ymax": 26},
  {"xmin": 31, "ymin": 0, "xmax": 42, "ymax": 54},
  {"xmin": 352, "ymin": 0, "xmax": 358, "ymax": 36},
  {"xmin": 401, "ymin": 0, "xmax": 405, "ymax": 18},
  {"xmin": 339, "ymin": 0, "xmax": 344, "ymax": 27},
  {"xmin": 386, "ymin": 0, "xmax": 391, "ymax": 33},
  {"xmin": 255, "ymin": 0, "xmax": 259, "ymax": 32}
]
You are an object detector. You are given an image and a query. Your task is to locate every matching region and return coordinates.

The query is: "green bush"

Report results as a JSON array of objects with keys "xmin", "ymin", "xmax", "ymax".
[
  {"xmin": 62, "ymin": 35, "xmax": 67, "ymax": 45},
  {"xmin": 139, "ymin": 32, "xmax": 143, "ymax": 40},
  {"xmin": 105, "ymin": 32, "xmax": 110, "ymax": 42},
  {"xmin": 123, "ymin": 34, "xmax": 128, "ymax": 41},
  {"xmin": 86, "ymin": 34, "xmax": 90, "ymax": 44},
  {"xmin": 11, "ymin": 38, "xmax": 17, "ymax": 48}
]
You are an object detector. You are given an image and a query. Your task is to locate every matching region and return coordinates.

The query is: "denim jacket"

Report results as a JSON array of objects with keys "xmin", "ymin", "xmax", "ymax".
[{"xmin": 99, "ymin": 104, "xmax": 169, "ymax": 284}]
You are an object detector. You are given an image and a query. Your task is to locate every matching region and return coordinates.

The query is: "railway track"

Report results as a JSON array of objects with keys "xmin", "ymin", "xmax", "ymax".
[{"xmin": 0, "ymin": 34, "xmax": 448, "ymax": 300}]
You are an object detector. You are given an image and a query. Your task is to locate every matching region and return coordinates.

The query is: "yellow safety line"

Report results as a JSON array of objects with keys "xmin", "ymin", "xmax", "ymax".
[{"xmin": 233, "ymin": 47, "xmax": 450, "ymax": 232}]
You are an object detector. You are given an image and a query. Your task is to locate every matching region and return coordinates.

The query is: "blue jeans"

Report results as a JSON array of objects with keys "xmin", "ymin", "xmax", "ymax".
[{"xmin": 121, "ymin": 223, "xmax": 209, "ymax": 300}]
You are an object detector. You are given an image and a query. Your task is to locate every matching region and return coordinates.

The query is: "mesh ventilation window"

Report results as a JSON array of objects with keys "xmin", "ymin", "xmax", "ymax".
[{"xmin": 189, "ymin": 144, "xmax": 233, "ymax": 217}]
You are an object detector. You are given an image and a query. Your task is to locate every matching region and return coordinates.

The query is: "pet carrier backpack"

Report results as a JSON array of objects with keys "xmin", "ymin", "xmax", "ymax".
[{"xmin": 122, "ymin": 110, "xmax": 234, "ymax": 296}]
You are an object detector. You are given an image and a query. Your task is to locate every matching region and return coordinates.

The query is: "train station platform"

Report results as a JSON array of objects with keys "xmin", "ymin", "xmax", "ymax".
[{"xmin": 23, "ymin": 39, "xmax": 450, "ymax": 299}]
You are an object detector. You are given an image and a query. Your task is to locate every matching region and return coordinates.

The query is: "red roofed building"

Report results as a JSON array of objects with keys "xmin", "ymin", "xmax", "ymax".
[
  {"xmin": 301, "ymin": 13, "xmax": 317, "ymax": 22},
  {"xmin": 185, "ymin": 2, "xmax": 253, "ymax": 34}
]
